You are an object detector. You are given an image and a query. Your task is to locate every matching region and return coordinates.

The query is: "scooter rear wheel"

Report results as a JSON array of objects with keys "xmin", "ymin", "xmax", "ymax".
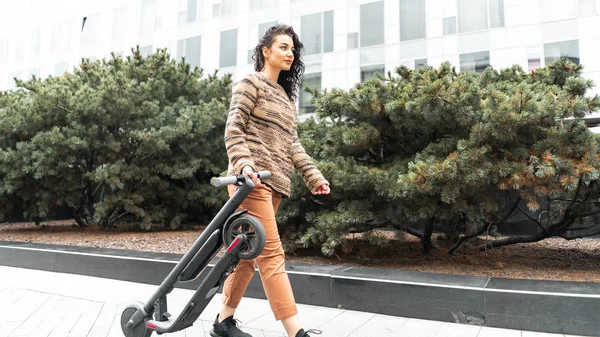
[
  {"xmin": 121, "ymin": 302, "xmax": 153, "ymax": 337},
  {"xmin": 223, "ymin": 215, "xmax": 266, "ymax": 260}
]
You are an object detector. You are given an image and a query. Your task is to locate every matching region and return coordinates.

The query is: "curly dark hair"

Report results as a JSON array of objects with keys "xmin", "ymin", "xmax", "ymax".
[{"xmin": 252, "ymin": 24, "xmax": 305, "ymax": 101}]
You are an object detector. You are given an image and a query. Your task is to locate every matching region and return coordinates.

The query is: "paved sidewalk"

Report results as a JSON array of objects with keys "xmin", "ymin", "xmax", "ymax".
[{"xmin": 0, "ymin": 266, "xmax": 587, "ymax": 337}]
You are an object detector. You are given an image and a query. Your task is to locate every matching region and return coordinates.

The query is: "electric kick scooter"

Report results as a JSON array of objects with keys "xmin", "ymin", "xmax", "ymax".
[{"xmin": 120, "ymin": 171, "xmax": 271, "ymax": 337}]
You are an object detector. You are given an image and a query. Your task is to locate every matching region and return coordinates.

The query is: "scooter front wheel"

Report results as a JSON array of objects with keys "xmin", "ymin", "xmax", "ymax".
[
  {"xmin": 121, "ymin": 302, "xmax": 153, "ymax": 337},
  {"xmin": 223, "ymin": 215, "xmax": 266, "ymax": 260}
]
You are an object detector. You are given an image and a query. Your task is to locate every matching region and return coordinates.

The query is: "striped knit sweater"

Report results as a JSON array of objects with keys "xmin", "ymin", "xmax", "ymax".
[{"xmin": 224, "ymin": 72, "xmax": 328, "ymax": 198}]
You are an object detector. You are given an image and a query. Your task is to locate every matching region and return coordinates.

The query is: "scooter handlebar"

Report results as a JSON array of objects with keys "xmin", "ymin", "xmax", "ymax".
[{"xmin": 211, "ymin": 170, "xmax": 271, "ymax": 187}]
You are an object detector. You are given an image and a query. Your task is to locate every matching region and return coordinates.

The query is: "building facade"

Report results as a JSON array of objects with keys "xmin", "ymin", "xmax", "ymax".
[{"xmin": 1, "ymin": 0, "xmax": 600, "ymax": 117}]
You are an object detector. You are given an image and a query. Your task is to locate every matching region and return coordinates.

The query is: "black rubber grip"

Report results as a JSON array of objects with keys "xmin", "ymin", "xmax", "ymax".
[{"xmin": 210, "ymin": 175, "xmax": 238, "ymax": 187}]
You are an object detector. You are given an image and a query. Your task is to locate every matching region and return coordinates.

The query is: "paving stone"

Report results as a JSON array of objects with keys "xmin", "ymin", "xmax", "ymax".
[
  {"xmin": 0, "ymin": 266, "xmax": 582, "ymax": 337},
  {"xmin": 0, "ymin": 322, "xmax": 21, "ymax": 337},
  {"xmin": 477, "ymin": 326, "xmax": 522, "ymax": 337},
  {"xmin": 87, "ymin": 303, "xmax": 119, "ymax": 337},
  {"xmin": 522, "ymin": 331, "xmax": 566, "ymax": 337},
  {"xmin": 347, "ymin": 314, "xmax": 410, "ymax": 337},
  {"xmin": 10, "ymin": 294, "xmax": 62, "ymax": 336}
]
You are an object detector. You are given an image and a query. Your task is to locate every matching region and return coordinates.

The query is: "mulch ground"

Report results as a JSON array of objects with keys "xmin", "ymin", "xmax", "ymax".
[{"xmin": 1, "ymin": 220, "xmax": 599, "ymax": 282}]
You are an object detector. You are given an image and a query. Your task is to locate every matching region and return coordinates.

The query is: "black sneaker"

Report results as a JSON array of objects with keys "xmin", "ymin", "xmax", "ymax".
[
  {"xmin": 295, "ymin": 328, "xmax": 322, "ymax": 337},
  {"xmin": 210, "ymin": 314, "xmax": 253, "ymax": 337}
]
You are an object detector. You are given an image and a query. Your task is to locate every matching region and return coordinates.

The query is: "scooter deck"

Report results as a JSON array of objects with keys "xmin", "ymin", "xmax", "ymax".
[{"xmin": 145, "ymin": 235, "xmax": 245, "ymax": 334}]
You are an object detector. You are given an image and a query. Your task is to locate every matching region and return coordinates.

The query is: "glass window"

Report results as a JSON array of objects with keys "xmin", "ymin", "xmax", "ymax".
[
  {"xmin": 250, "ymin": 0, "xmax": 278, "ymax": 10},
  {"xmin": 178, "ymin": 11, "xmax": 186, "ymax": 26},
  {"xmin": 299, "ymin": 73, "xmax": 321, "ymax": 114},
  {"xmin": 140, "ymin": 45, "xmax": 153, "ymax": 57},
  {"xmin": 178, "ymin": 36, "xmax": 201, "ymax": 68},
  {"xmin": 348, "ymin": 33, "xmax": 359, "ymax": 49},
  {"xmin": 140, "ymin": 0, "xmax": 156, "ymax": 33},
  {"xmin": 259, "ymin": 21, "xmax": 277, "ymax": 39},
  {"xmin": 186, "ymin": 36, "xmax": 201, "ymax": 69},
  {"xmin": 324, "ymin": 10, "xmax": 334, "ymax": 53},
  {"xmin": 360, "ymin": 1, "xmax": 384, "ymax": 47},
  {"xmin": 31, "ymin": 29, "xmax": 41, "ymax": 57},
  {"xmin": 112, "ymin": 5, "xmax": 128, "ymax": 40},
  {"xmin": 301, "ymin": 11, "xmax": 333, "ymax": 55},
  {"xmin": 544, "ymin": 40, "xmax": 579, "ymax": 65},
  {"xmin": 489, "ymin": 0, "xmax": 504, "ymax": 28},
  {"xmin": 527, "ymin": 46, "xmax": 541, "ymax": 71},
  {"xmin": 443, "ymin": 17, "xmax": 457, "ymax": 35},
  {"xmin": 457, "ymin": 0, "xmax": 503, "ymax": 31},
  {"xmin": 177, "ymin": 0, "xmax": 187, "ymax": 25},
  {"xmin": 458, "ymin": 0, "xmax": 488, "ymax": 33},
  {"xmin": 460, "ymin": 51, "xmax": 490, "ymax": 73},
  {"xmin": 221, "ymin": 0, "xmax": 238, "ymax": 16},
  {"xmin": 248, "ymin": 49, "xmax": 254, "ymax": 64},
  {"xmin": 301, "ymin": 13, "xmax": 322, "ymax": 55},
  {"xmin": 400, "ymin": 0, "xmax": 426, "ymax": 41},
  {"xmin": 361, "ymin": 64, "xmax": 385, "ymax": 82},
  {"xmin": 578, "ymin": 0, "xmax": 595, "ymax": 14},
  {"xmin": 220, "ymin": 29, "xmax": 238, "ymax": 68},
  {"xmin": 177, "ymin": 39, "xmax": 185, "ymax": 60},
  {"xmin": 415, "ymin": 58, "xmax": 427, "ymax": 69},
  {"xmin": 212, "ymin": 3, "xmax": 220, "ymax": 17},
  {"xmin": 186, "ymin": 0, "xmax": 197, "ymax": 22}
]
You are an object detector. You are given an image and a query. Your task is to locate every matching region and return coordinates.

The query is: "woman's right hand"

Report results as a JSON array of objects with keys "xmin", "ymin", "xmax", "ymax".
[{"xmin": 243, "ymin": 166, "xmax": 261, "ymax": 185}]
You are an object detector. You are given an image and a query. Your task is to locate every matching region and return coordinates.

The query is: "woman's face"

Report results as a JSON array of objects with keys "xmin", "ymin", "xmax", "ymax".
[{"xmin": 263, "ymin": 34, "xmax": 295, "ymax": 72}]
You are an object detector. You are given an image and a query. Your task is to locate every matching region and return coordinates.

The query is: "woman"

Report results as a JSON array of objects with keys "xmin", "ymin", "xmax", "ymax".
[{"xmin": 210, "ymin": 24, "xmax": 330, "ymax": 337}]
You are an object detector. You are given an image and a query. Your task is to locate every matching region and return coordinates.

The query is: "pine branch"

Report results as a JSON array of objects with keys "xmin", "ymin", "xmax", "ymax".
[
  {"xmin": 567, "ymin": 176, "xmax": 584, "ymax": 211},
  {"xmin": 348, "ymin": 218, "xmax": 390, "ymax": 234},
  {"xmin": 476, "ymin": 232, "xmax": 548, "ymax": 251},
  {"xmin": 58, "ymin": 105, "xmax": 73, "ymax": 114},
  {"xmin": 573, "ymin": 208, "xmax": 600, "ymax": 218},
  {"xmin": 507, "ymin": 192, "xmax": 547, "ymax": 234},
  {"xmin": 559, "ymin": 227, "xmax": 600, "ymax": 240},
  {"xmin": 392, "ymin": 223, "xmax": 441, "ymax": 251},
  {"xmin": 448, "ymin": 195, "xmax": 522, "ymax": 254},
  {"xmin": 475, "ymin": 187, "xmax": 588, "ymax": 251},
  {"xmin": 564, "ymin": 223, "xmax": 600, "ymax": 231}
]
